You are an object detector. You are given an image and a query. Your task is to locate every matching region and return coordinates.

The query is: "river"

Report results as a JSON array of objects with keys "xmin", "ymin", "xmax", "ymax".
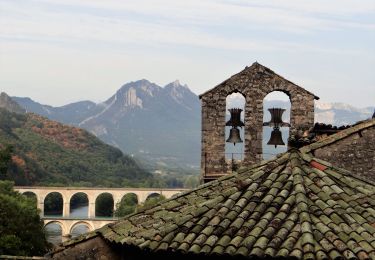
[{"xmin": 45, "ymin": 205, "xmax": 89, "ymax": 244}]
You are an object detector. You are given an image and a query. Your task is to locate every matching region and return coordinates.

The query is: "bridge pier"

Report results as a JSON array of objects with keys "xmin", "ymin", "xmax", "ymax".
[
  {"xmin": 113, "ymin": 194, "xmax": 122, "ymax": 213},
  {"xmin": 37, "ymin": 202, "xmax": 44, "ymax": 216},
  {"xmin": 62, "ymin": 234, "xmax": 71, "ymax": 242},
  {"xmin": 63, "ymin": 202, "xmax": 70, "ymax": 217},
  {"xmin": 138, "ymin": 193, "xmax": 148, "ymax": 204},
  {"xmin": 88, "ymin": 202, "xmax": 95, "ymax": 218}
]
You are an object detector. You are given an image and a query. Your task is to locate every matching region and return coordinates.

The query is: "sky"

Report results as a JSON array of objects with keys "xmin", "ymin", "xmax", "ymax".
[{"xmin": 0, "ymin": 0, "xmax": 374, "ymax": 107}]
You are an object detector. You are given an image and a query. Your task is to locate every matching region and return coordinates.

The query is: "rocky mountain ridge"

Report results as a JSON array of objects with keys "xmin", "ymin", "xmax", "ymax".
[
  {"xmin": 13, "ymin": 80, "xmax": 201, "ymax": 171},
  {"xmin": 10, "ymin": 82, "xmax": 374, "ymax": 170},
  {"xmin": 0, "ymin": 92, "xmax": 26, "ymax": 114}
]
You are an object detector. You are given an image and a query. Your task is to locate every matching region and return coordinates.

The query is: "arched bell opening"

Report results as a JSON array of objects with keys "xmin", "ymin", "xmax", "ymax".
[
  {"xmin": 225, "ymin": 92, "xmax": 246, "ymax": 163},
  {"xmin": 262, "ymin": 91, "xmax": 291, "ymax": 160}
]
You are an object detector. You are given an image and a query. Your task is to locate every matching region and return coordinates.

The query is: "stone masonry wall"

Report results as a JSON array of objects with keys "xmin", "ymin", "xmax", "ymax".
[
  {"xmin": 314, "ymin": 125, "xmax": 375, "ymax": 181},
  {"xmin": 201, "ymin": 63, "xmax": 317, "ymax": 182}
]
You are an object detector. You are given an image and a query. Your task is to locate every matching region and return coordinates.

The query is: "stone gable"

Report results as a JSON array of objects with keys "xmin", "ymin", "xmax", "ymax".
[{"xmin": 200, "ymin": 62, "xmax": 318, "ymax": 182}]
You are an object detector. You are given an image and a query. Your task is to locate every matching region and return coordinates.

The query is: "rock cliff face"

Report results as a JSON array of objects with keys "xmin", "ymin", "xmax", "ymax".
[
  {"xmin": 13, "ymin": 80, "xmax": 201, "ymax": 169},
  {"xmin": 0, "ymin": 92, "xmax": 26, "ymax": 114}
]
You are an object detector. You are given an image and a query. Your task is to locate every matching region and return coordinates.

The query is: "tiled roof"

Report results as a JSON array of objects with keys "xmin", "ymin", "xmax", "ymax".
[
  {"xmin": 61, "ymin": 149, "xmax": 375, "ymax": 259},
  {"xmin": 300, "ymin": 118, "xmax": 375, "ymax": 154}
]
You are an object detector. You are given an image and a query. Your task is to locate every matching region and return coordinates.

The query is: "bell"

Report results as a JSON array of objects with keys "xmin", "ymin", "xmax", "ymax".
[
  {"xmin": 226, "ymin": 127, "xmax": 243, "ymax": 145},
  {"xmin": 263, "ymin": 108, "xmax": 290, "ymax": 127},
  {"xmin": 267, "ymin": 127, "xmax": 285, "ymax": 148},
  {"xmin": 226, "ymin": 108, "xmax": 245, "ymax": 128}
]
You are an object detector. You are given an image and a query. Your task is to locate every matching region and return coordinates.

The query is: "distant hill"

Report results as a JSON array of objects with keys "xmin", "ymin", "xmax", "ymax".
[
  {"xmin": 12, "ymin": 97, "xmax": 102, "ymax": 125},
  {"xmin": 0, "ymin": 92, "xmax": 26, "ymax": 114},
  {"xmin": 0, "ymin": 108, "xmax": 153, "ymax": 187},
  {"xmin": 12, "ymin": 82, "xmax": 374, "ymax": 170},
  {"xmin": 315, "ymin": 101, "xmax": 374, "ymax": 125},
  {"xmin": 13, "ymin": 80, "xmax": 201, "ymax": 171}
]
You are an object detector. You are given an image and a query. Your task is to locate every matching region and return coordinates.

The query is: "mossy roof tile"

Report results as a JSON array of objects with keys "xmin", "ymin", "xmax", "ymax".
[{"xmin": 55, "ymin": 145, "xmax": 375, "ymax": 259}]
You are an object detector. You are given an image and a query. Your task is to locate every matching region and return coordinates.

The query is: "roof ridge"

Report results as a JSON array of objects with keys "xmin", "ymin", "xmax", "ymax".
[{"xmin": 289, "ymin": 151, "xmax": 315, "ymax": 257}]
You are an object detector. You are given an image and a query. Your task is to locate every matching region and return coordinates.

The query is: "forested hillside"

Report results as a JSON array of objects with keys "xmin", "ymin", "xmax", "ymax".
[{"xmin": 0, "ymin": 108, "xmax": 156, "ymax": 187}]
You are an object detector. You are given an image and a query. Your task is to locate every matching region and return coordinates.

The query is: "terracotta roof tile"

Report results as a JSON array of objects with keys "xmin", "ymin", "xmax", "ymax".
[{"xmin": 52, "ymin": 149, "xmax": 375, "ymax": 259}]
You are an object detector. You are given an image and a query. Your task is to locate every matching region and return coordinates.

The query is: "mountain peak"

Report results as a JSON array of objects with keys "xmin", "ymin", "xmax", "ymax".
[
  {"xmin": 119, "ymin": 79, "xmax": 161, "ymax": 93},
  {"xmin": 172, "ymin": 79, "xmax": 181, "ymax": 86},
  {"xmin": 165, "ymin": 80, "xmax": 189, "ymax": 90},
  {"xmin": 137, "ymin": 79, "xmax": 152, "ymax": 85},
  {"xmin": 0, "ymin": 92, "xmax": 26, "ymax": 114}
]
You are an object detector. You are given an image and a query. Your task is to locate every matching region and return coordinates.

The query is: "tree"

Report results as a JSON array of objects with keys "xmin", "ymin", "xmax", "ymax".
[
  {"xmin": 0, "ymin": 180, "xmax": 50, "ymax": 256},
  {"xmin": 183, "ymin": 175, "xmax": 200, "ymax": 188},
  {"xmin": 137, "ymin": 194, "xmax": 166, "ymax": 212},
  {"xmin": 114, "ymin": 193, "xmax": 138, "ymax": 217},
  {"xmin": 0, "ymin": 145, "xmax": 12, "ymax": 180},
  {"xmin": 44, "ymin": 192, "xmax": 63, "ymax": 216},
  {"xmin": 95, "ymin": 193, "xmax": 114, "ymax": 217}
]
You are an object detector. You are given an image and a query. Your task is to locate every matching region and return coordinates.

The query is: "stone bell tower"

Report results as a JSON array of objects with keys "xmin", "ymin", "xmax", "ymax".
[{"xmin": 199, "ymin": 62, "xmax": 319, "ymax": 182}]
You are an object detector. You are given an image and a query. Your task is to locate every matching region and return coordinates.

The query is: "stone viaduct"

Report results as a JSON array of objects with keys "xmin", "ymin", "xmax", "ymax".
[
  {"xmin": 43, "ymin": 218, "xmax": 116, "ymax": 241},
  {"xmin": 15, "ymin": 186, "xmax": 188, "ymax": 240},
  {"xmin": 15, "ymin": 186, "xmax": 187, "ymax": 217}
]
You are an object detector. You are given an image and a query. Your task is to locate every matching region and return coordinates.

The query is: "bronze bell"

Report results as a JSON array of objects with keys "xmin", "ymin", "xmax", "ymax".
[
  {"xmin": 263, "ymin": 108, "xmax": 290, "ymax": 127},
  {"xmin": 226, "ymin": 127, "xmax": 243, "ymax": 145},
  {"xmin": 226, "ymin": 108, "xmax": 245, "ymax": 128},
  {"xmin": 267, "ymin": 127, "xmax": 285, "ymax": 148}
]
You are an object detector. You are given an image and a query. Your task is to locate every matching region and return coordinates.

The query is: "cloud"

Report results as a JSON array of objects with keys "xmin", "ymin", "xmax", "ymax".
[
  {"xmin": 0, "ymin": 0, "xmax": 374, "ymax": 107},
  {"xmin": 1, "ymin": 0, "xmax": 373, "ymax": 54},
  {"xmin": 26, "ymin": 0, "xmax": 375, "ymax": 31}
]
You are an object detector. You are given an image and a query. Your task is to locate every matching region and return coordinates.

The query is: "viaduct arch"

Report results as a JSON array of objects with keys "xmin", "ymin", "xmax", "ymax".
[
  {"xmin": 15, "ymin": 186, "xmax": 187, "ymax": 218},
  {"xmin": 15, "ymin": 186, "xmax": 187, "ymax": 241},
  {"xmin": 44, "ymin": 218, "xmax": 114, "ymax": 241}
]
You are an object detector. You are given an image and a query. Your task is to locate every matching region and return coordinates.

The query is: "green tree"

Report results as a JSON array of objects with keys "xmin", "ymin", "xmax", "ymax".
[
  {"xmin": 183, "ymin": 175, "xmax": 200, "ymax": 188},
  {"xmin": 95, "ymin": 193, "xmax": 114, "ymax": 217},
  {"xmin": 137, "ymin": 194, "xmax": 166, "ymax": 212},
  {"xmin": 44, "ymin": 192, "xmax": 63, "ymax": 216},
  {"xmin": 114, "ymin": 193, "xmax": 138, "ymax": 217},
  {"xmin": 0, "ymin": 145, "xmax": 12, "ymax": 179},
  {"xmin": 0, "ymin": 180, "xmax": 50, "ymax": 256}
]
